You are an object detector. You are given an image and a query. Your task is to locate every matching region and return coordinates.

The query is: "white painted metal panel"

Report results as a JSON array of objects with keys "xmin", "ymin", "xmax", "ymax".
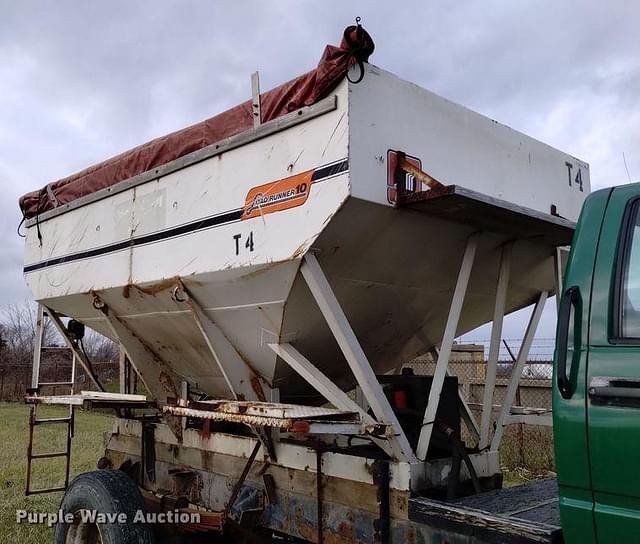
[
  {"xmin": 20, "ymin": 64, "xmax": 586, "ymax": 427},
  {"xmin": 22, "ymin": 83, "xmax": 350, "ymax": 396},
  {"xmin": 24, "ymin": 82, "xmax": 350, "ymax": 299},
  {"xmin": 348, "ymin": 64, "xmax": 589, "ymax": 221}
]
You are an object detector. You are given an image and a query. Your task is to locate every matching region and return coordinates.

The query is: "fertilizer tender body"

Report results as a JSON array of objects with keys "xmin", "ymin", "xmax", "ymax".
[
  {"xmin": 21, "ymin": 52, "xmax": 590, "ymax": 543},
  {"xmin": 21, "ymin": 64, "xmax": 588, "ymax": 405}
]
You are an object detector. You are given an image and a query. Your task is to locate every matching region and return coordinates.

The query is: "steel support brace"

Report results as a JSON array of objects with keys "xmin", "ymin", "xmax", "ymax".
[
  {"xmin": 223, "ymin": 441, "xmax": 262, "ymax": 520},
  {"xmin": 479, "ymin": 242, "xmax": 512, "ymax": 450},
  {"xmin": 554, "ymin": 247, "xmax": 568, "ymax": 312},
  {"xmin": 490, "ymin": 291, "xmax": 548, "ymax": 451},
  {"xmin": 300, "ymin": 253, "xmax": 416, "ymax": 463},
  {"xmin": 268, "ymin": 343, "xmax": 371, "ymax": 420},
  {"xmin": 118, "ymin": 345, "xmax": 128, "ymax": 394},
  {"xmin": 416, "ymin": 234, "xmax": 478, "ymax": 461},
  {"xmin": 44, "ymin": 306, "xmax": 105, "ymax": 392},
  {"xmin": 373, "ymin": 460, "xmax": 391, "ymax": 544},
  {"xmin": 429, "ymin": 347, "xmax": 480, "ymax": 444},
  {"xmin": 268, "ymin": 343, "xmax": 394, "ymax": 456},
  {"xmin": 452, "ymin": 371, "xmax": 481, "ymax": 444},
  {"xmin": 31, "ymin": 305, "xmax": 45, "ymax": 389},
  {"xmin": 176, "ymin": 284, "xmax": 276, "ymax": 457},
  {"xmin": 316, "ymin": 446, "xmax": 324, "ymax": 544},
  {"xmin": 180, "ymin": 285, "xmax": 268, "ymax": 402},
  {"xmin": 91, "ymin": 295, "xmax": 181, "ymax": 403}
]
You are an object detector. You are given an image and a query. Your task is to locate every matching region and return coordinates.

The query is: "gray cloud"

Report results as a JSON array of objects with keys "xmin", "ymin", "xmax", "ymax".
[{"xmin": 1, "ymin": 1, "xmax": 638, "ymax": 339}]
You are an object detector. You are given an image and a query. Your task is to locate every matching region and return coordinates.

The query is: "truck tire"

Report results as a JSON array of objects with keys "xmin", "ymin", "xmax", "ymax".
[{"xmin": 54, "ymin": 470, "xmax": 155, "ymax": 544}]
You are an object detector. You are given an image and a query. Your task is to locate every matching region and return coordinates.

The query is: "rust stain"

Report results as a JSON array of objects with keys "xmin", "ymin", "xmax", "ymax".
[
  {"xmin": 159, "ymin": 371, "xmax": 178, "ymax": 397},
  {"xmin": 332, "ymin": 522, "xmax": 357, "ymax": 544},
  {"xmin": 291, "ymin": 508, "xmax": 358, "ymax": 544},
  {"xmin": 251, "ymin": 375, "xmax": 267, "ymax": 402},
  {"xmin": 164, "ymin": 405, "xmax": 294, "ymax": 429},
  {"xmin": 240, "ymin": 263, "xmax": 277, "ymax": 281},
  {"xmin": 199, "ymin": 449, "xmax": 210, "ymax": 472},
  {"xmin": 200, "ymin": 419, "xmax": 211, "ymax": 439},
  {"xmin": 291, "ymin": 241, "xmax": 308, "ymax": 260},
  {"xmin": 133, "ymin": 276, "xmax": 182, "ymax": 296}
]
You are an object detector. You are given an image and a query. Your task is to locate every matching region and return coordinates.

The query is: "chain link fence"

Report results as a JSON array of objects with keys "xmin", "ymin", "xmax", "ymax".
[{"xmin": 0, "ymin": 351, "xmax": 119, "ymax": 401}]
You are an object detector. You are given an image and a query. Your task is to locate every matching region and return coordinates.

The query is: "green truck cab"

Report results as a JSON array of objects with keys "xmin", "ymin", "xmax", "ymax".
[{"xmin": 555, "ymin": 184, "xmax": 640, "ymax": 543}]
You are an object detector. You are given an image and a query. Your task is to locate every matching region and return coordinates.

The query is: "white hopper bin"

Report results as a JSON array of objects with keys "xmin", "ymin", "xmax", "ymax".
[{"xmin": 21, "ymin": 63, "xmax": 589, "ymax": 458}]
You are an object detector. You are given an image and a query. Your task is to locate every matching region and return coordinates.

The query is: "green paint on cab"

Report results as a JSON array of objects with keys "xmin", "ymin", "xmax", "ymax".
[{"xmin": 554, "ymin": 183, "xmax": 640, "ymax": 543}]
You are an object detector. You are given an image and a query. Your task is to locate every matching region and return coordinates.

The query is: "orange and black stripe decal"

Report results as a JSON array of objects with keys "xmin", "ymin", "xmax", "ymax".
[
  {"xmin": 242, "ymin": 171, "xmax": 313, "ymax": 220},
  {"xmin": 242, "ymin": 159, "xmax": 349, "ymax": 220},
  {"xmin": 23, "ymin": 159, "xmax": 348, "ymax": 273}
]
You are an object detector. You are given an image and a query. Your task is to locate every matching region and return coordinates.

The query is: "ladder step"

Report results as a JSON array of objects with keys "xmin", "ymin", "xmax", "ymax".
[
  {"xmin": 25, "ymin": 305, "xmax": 75, "ymax": 498},
  {"xmin": 26, "ymin": 486, "xmax": 67, "ymax": 496},
  {"xmin": 33, "ymin": 417, "xmax": 72, "ymax": 425},
  {"xmin": 30, "ymin": 451, "xmax": 69, "ymax": 460}
]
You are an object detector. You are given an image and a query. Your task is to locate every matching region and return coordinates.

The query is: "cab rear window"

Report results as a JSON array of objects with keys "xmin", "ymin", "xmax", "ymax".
[{"xmin": 616, "ymin": 200, "xmax": 640, "ymax": 338}]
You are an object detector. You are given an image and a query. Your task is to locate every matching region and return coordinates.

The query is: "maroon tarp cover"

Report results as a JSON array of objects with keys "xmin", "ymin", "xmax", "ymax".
[{"xmin": 20, "ymin": 26, "xmax": 374, "ymax": 220}]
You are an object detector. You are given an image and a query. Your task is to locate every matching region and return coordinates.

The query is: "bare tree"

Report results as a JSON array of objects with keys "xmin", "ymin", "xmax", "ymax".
[
  {"xmin": 0, "ymin": 301, "xmax": 122, "ymax": 398},
  {"xmin": 0, "ymin": 300, "xmax": 117, "ymax": 367},
  {"xmin": 81, "ymin": 329, "xmax": 118, "ymax": 362},
  {"xmin": 0, "ymin": 302, "xmax": 54, "ymax": 367}
]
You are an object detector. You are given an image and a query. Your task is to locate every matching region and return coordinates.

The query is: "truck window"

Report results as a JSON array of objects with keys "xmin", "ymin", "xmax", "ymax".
[{"xmin": 618, "ymin": 201, "xmax": 640, "ymax": 338}]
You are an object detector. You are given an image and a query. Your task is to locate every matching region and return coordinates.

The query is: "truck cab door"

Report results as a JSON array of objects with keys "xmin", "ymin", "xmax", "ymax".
[
  {"xmin": 554, "ymin": 188, "xmax": 612, "ymax": 544},
  {"xmin": 586, "ymin": 184, "xmax": 640, "ymax": 542}
]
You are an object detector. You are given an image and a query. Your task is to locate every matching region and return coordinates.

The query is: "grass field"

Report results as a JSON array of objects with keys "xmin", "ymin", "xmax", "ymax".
[{"xmin": 0, "ymin": 402, "xmax": 113, "ymax": 543}]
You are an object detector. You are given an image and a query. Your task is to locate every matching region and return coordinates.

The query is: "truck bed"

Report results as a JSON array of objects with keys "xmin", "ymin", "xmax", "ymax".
[{"xmin": 409, "ymin": 478, "xmax": 562, "ymax": 544}]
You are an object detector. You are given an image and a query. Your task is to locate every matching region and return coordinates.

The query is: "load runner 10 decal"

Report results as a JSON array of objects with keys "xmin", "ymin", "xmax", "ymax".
[
  {"xmin": 241, "ymin": 159, "xmax": 348, "ymax": 220},
  {"xmin": 242, "ymin": 172, "xmax": 312, "ymax": 220}
]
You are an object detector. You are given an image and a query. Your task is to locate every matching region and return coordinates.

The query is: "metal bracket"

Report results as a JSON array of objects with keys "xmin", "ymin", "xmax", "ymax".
[
  {"xmin": 251, "ymin": 71, "xmax": 261, "ymax": 128},
  {"xmin": 268, "ymin": 343, "xmax": 394, "ymax": 456},
  {"xmin": 268, "ymin": 343, "xmax": 372, "ymax": 421},
  {"xmin": 479, "ymin": 242, "xmax": 512, "ymax": 450},
  {"xmin": 142, "ymin": 422, "xmax": 156, "ymax": 484},
  {"xmin": 223, "ymin": 441, "xmax": 261, "ymax": 520},
  {"xmin": 300, "ymin": 253, "xmax": 416, "ymax": 463},
  {"xmin": 416, "ymin": 234, "xmax": 478, "ymax": 461},
  {"xmin": 490, "ymin": 291, "xmax": 548, "ymax": 451},
  {"xmin": 177, "ymin": 282, "xmax": 270, "ymax": 402},
  {"xmin": 91, "ymin": 293, "xmax": 182, "ymax": 402}
]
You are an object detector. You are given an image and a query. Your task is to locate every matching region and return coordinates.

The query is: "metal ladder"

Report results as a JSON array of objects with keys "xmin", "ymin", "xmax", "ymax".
[{"xmin": 26, "ymin": 304, "xmax": 77, "ymax": 495}]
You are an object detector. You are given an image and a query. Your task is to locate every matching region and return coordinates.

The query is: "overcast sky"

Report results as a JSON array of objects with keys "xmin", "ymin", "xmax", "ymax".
[{"xmin": 1, "ymin": 1, "xmax": 638, "ymax": 343}]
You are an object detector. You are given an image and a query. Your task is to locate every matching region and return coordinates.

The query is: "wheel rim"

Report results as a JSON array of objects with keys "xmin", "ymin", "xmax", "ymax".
[{"xmin": 65, "ymin": 510, "xmax": 103, "ymax": 544}]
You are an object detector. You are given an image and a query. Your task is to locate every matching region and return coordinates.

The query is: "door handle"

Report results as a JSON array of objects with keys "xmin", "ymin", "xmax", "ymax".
[
  {"xmin": 589, "ymin": 376, "xmax": 640, "ymax": 407},
  {"xmin": 557, "ymin": 286, "xmax": 580, "ymax": 399}
]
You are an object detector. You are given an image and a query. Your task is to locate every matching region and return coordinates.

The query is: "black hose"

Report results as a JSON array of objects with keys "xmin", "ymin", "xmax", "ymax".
[{"xmin": 343, "ymin": 17, "xmax": 375, "ymax": 84}]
